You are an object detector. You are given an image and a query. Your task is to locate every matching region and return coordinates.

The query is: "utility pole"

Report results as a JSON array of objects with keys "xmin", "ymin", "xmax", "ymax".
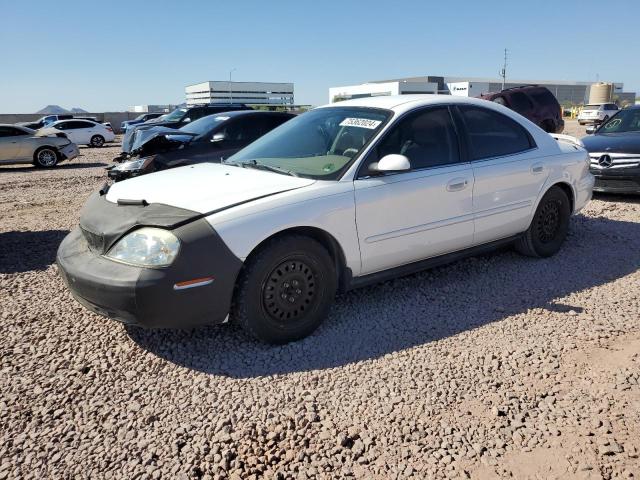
[
  {"xmin": 229, "ymin": 68, "xmax": 237, "ymax": 104},
  {"xmin": 500, "ymin": 49, "xmax": 508, "ymax": 90}
]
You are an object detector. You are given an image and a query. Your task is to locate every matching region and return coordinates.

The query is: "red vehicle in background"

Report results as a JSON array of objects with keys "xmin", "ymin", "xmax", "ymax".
[{"xmin": 479, "ymin": 85, "xmax": 564, "ymax": 134}]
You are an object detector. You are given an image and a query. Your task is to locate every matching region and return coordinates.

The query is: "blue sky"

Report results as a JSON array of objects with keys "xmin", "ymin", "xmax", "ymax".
[{"xmin": 1, "ymin": 0, "xmax": 638, "ymax": 113}]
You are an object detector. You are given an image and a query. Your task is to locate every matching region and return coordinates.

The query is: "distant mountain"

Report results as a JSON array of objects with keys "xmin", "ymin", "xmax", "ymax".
[
  {"xmin": 70, "ymin": 107, "xmax": 89, "ymax": 113},
  {"xmin": 36, "ymin": 105, "xmax": 71, "ymax": 114}
]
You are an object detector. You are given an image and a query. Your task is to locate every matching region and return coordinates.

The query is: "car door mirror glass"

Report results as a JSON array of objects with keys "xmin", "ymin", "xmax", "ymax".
[
  {"xmin": 373, "ymin": 154, "xmax": 411, "ymax": 173},
  {"xmin": 211, "ymin": 132, "xmax": 227, "ymax": 143},
  {"xmin": 183, "ymin": 117, "xmax": 191, "ymax": 123}
]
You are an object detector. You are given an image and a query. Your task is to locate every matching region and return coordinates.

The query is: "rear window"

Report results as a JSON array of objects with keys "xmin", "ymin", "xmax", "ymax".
[
  {"xmin": 528, "ymin": 89, "xmax": 558, "ymax": 106},
  {"xmin": 508, "ymin": 92, "xmax": 533, "ymax": 113},
  {"xmin": 583, "ymin": 104, "xmax": 602, "ymax": 110}
]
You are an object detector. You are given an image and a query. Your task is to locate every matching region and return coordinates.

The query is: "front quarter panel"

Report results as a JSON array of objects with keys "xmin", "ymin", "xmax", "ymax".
[{"xmin": 207, "ymin": 181, "xmax": 362, "ymax": 276}]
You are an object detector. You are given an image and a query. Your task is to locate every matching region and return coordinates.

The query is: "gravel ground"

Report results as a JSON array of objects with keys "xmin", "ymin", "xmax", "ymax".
[{"xmin": 1, "ymin": 129, "xmax": 639, "ymax": 479}]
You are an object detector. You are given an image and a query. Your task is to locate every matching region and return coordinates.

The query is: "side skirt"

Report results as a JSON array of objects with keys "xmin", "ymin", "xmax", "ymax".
[{"xmin": 346, "ymin": 235, "xmax": 522, "ymax": 291}]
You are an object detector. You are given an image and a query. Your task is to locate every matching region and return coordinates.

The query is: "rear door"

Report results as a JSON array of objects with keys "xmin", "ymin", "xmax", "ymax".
[
  {"xmin": 0, "ymin": 126, "xmax": 22, "ymax": 161},
  {"xmin": 455, "ymin": 105, "xmax": 547, "ymax": 245},
  {"xmin": 354, "ymin": 106, "xmax": 475, "ymax": 275}
]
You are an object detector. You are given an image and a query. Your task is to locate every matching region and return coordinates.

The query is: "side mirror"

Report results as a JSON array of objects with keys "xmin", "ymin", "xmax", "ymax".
[
  {"xmin": 371, "ymin": 154, "xmax": 411, "ymax": 173},
  {"xmin": 182, "ymin": 117, "xmax": 191, "ymax": 123},
  {"xmin": 585, "ymin": 125, "xmax": 596, "ymax": 134},
  {"xmin": 211, "ymin": 132, "xmax": 227, "ymax": 143}
]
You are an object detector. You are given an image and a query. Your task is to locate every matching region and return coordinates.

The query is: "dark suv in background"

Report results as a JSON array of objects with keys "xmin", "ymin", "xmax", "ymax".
[
  {"xmin": 479, "ymin": 85, "xmax": 564, "ymax": 133},
  {"xmin": 120, "ymin": 103, "xmax": 253, "ymax": 157}
]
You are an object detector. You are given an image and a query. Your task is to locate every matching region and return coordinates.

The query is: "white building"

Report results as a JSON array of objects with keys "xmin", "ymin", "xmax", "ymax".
[
  {"xmin": 330, "ymin": 75, "xmax": 634, "ymax": 106},
  {"xmin": 185, "ymin": 81, "xmax": 294, "ymax": 106},
  {"xmin": 329, "ymin": 81, "xmax": 439, "ymax": 103},
  {"xmin": 128, "ymin": 104, "xmax": 176, "ymax": 113}
]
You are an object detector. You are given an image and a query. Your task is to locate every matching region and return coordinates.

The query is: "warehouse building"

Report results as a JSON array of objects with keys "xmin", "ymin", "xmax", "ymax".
[
  {"xmin": 330, "ymin": 75, "xmax": 635, "ymax": 106},
  {"xmin": 186, "ymin": 81, "xmax": 294, "ymax": 106}
]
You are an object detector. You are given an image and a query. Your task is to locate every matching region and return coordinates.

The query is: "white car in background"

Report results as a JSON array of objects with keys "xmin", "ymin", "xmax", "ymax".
[
  {"xmin": 578, "ymin": 103, "xmax": 619, "ymax": 125},
  {"xmin": 58, "ymin": 95, "xmax": 594, "ymax": 344},
  {"xmin": 39, "ymin": 119, "xmax": 115, "ymax": 147}
]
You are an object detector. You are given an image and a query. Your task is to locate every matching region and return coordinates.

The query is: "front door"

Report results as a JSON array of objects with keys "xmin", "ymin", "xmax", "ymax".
[{"xmin": 354, "ymin": 106, "xmax": 475, "ymax": 275}]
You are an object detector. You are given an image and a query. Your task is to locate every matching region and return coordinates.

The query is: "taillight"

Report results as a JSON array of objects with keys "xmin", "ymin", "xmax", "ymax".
[{"xmin": 106, "ymin": 127, "xmax": 113, "ymax": 132}]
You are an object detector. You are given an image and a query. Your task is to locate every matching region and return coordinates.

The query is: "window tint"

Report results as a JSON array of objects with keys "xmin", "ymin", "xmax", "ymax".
[
  {"xmin": 459, "ymin": 106, "xmax": 534, "ymax": 160},
  {"xmin": 64, "ymin": 121, "xmax": 94, "ymax": 129},
  {"xmin": 508, "ymin": 92, "xmax": 533, "ymax": 114},
  {"xmin": 528, "ymin": 89, "xmax": 557, "ymax": 106},
  {"xmin": 374, "ymin": 107, "xmax": 460, "ymax": 170},
  {"xmin": 221, "ymin": 117, "xmax": 265, "ymax": 144},
  {"xmin": 0, "ymin": 126, "xmax": 21, "ymax": 137}
]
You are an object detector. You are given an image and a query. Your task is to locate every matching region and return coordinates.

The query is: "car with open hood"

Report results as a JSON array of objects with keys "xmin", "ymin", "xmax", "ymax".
[
  {"xmin": 582, "ymin": 105, "xmax": 640, "ymax": 194},
  {"xmin": 107, "ymin": 111, "xmax": 295, "ymax": 181},
  {"xmin": 57, "ymin": 95, "xmax": 594, "ymax": 344},
  {"xmin": 0, "ymin": 124, "xmax": 79, "ymax": 167},
  {"xmin": 121, "ymin": 113, "xmax": 165, "ymax": 133}
]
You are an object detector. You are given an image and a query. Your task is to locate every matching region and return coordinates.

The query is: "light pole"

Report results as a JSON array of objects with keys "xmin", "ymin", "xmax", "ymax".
[{"xmin": 229, "ymin": 68, "xmax": 237, "ymax": 104}]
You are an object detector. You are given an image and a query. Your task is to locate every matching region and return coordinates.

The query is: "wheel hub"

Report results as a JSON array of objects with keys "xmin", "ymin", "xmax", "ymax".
[
  {"xmin": 262, "ymin": 260, "xmax": 316, "ymax": 322},
  {"xmin": 537, "ymin": 200, "xmax": 560, "ymax": 243}
]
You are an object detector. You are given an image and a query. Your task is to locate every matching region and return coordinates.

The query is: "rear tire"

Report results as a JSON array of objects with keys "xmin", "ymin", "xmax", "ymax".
[
  {"xmin": 33, "ymin": 147, "xmax": 59, "ymax": 168},
  {"xmin": 232, "ymin": 235, "xmax": 337, "ymax": 344},
  {"xmin": 515, "ymin": 186, "xmax": 570, "ymax": 258},
  {"xmin": 90, "ymin": 135, "xmax": 105, "ymax": 148}
]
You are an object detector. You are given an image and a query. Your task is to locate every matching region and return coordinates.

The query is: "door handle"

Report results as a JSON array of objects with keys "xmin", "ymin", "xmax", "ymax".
[
  {"xmin": 531, "ymin": 163, "xmax": 544, "ymax": 174},
  {"xmin": 446, "ymin": 178, "xmax": 469, "ymax": 192}
]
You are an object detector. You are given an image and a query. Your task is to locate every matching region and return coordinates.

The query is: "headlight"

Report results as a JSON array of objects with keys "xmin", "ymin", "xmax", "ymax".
[
  {"xmin": 106, "ymin": 227, "xmax": 180, "ymax": 267},
  {"xmin": 113, "ymin": 156, "xmax": 155, "ymax": 172}
]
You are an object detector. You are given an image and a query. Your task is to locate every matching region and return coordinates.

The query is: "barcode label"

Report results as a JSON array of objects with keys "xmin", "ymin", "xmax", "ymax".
[{"xmin": 339, "ymin": 118, "xmax": 382, "ymax": 129}]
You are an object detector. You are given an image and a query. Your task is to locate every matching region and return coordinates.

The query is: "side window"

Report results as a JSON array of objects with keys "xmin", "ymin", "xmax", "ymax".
[
  {"xmin": 222, "ymin": 117, "xmax": 264, "ymax": 144},
  {"xmin": 189, "ymin": 109, "xmax": 211, "ymax": 121},
  {"xmin": 459, "ymin": 106, "xmax": 534, "ymax": 160},
  {"xmin": 55, "ymin": 122, "xmax": 69, "ymax": 130},
  {"xmin": 374, "ymin": 107, "xmax": 460, "ymax": 170},
  {"xmin": 508, "ymin": 92, "xmax": 533, "ymax": 114},
  {"xmin": 0, "ymin": 126, "xmax": 15, "ymax": 137}
]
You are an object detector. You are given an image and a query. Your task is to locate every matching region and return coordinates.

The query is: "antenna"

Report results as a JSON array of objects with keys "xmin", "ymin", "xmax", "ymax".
[{"xmin": 500, "ymin": 48, "xmax": 508, "ymax": 90}]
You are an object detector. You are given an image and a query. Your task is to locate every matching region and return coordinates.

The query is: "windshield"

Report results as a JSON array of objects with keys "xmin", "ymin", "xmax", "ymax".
[
  {"xmin": 162, "ymin": 108, "xmax": 187, "ymax": 122},
  {"xmin": 227, "ymin": 107, "xmax": 390, "ymax": 179},
  {"xmin": 179, "ymin": 114, "xmax": 230, "ymax": 138},
  {"xmin": 598, "ymin": 109, "xmax": 640, "ymax": 134}
]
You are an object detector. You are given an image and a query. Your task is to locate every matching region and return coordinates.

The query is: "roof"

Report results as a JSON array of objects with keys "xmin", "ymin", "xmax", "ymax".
[{"xmin": 320, "ymin": 94, "xmax": 495, "ymax": 112}]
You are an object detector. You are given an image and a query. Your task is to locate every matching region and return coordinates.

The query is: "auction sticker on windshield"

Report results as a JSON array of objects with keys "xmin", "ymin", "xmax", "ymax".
[{"xmin": 339, "ymin": 118, "xmax": 382, "ymax": 129}]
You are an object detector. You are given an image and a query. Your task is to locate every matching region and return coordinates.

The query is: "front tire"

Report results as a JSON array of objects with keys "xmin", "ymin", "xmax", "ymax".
[
  {"xmin": 33, "ymin": 147, "xmax": 59, "ymax": 168},
  {"xmin": 232, "ymin": 235, "xmax": 337, "ymax": 344},
  {"xmin": 90, "ymin": 135, "xmax": 105, "ymax": 147},
  {"xmin": 515, "ymin": 186, "xmax": 570, "ymax": 258}
]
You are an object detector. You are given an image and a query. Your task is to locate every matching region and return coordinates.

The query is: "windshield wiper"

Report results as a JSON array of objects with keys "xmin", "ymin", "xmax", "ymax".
[{"xmin": 243, "ymin": 160, "xmax": 298, "ymax": 177}]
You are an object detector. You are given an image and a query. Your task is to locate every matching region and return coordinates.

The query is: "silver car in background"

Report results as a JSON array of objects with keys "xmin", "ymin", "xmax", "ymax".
[{"xmin": 0, "ymin": 124, "xmax": 79, "ymax": 167}]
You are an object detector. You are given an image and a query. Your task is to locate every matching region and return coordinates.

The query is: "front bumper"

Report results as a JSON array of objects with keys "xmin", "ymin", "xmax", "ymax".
[
  {"xmin": 57, "ymin": 218, "xmax": 243, "ymax": 328},
  {"xmin": 591, "ymin": 169, "xmax": 640, "ymax": 194}
]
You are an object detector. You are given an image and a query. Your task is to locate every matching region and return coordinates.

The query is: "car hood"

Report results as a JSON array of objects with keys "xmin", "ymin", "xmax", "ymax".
[
  {"xmin": 128, "ymin": 127, "xmax": 197, "ymax": 156},
  {"xmin": 121, "ymin": 123, "xmax": 181, "ymax": 154},
  {"xmin": 36, "ymin": 127, "xmax": 60, "ymax": 136},
  {"xmin": 582, "ymin": 132, "xmax": 640, "ymax": 154},
  {"xmin": 105, "ymin": 163, "xmax": 316, "ymax": 214}
]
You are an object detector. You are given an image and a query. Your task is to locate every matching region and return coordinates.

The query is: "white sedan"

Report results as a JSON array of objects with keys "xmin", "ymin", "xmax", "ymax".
[
  {"xmin": 57, "ymin": 95, "xmax": 594, "ymax": 343},
  {"xmin": 40, "ymin": 119, "xmax": 115, "ymax": 147}
]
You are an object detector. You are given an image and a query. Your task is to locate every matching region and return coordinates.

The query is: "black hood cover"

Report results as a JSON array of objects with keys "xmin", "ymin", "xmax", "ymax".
[
  {"xmin": 582, "ymin": 132, "xmax": 640, "ymax": 154},
  {"xmin": 79, "ymin": 191, "xmax": 200, "ymax": 254}
]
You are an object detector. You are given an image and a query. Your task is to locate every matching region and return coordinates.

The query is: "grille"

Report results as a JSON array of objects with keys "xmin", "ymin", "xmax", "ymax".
[
  {"xmin": 589, "ymin": 152, "xmax": 640, "ymax": 170},
  {"xmin": 81, "ymin": 227, "xmax": 105, "ymax": 253},
  {"xmin": 594, "ymin": 179, "xmax": 640, "ymax": 190}
]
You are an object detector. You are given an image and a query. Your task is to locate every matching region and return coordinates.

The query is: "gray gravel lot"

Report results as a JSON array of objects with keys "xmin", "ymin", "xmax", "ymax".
[{"xmin": 1, "ymin": 125, "xmax": 639, "ymax": 479}]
